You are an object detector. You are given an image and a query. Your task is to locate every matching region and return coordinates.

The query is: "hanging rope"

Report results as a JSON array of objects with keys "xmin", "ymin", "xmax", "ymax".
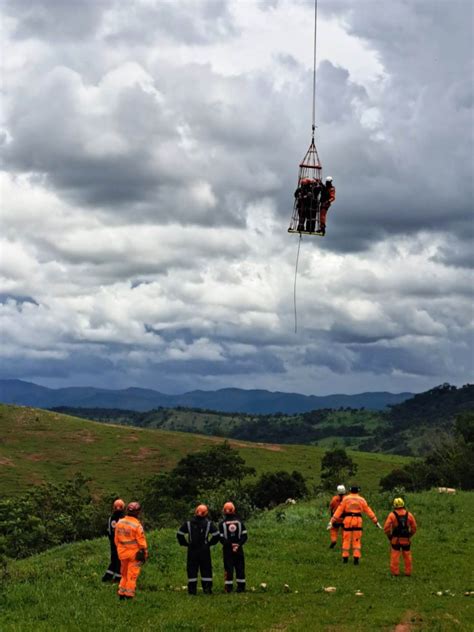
[
  {"xmin": 311, "ymin": 0, "xmax": 318, "ymax": 136},
  {"xmin": 293, "ymin": 233, "xmax": 302, "ymax": 333}
]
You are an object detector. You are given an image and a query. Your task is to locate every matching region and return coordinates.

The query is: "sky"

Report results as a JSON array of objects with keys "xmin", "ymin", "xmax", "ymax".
[{"xmin": 1, "ymin": 0, "xmax": 473, "ymax": 395}]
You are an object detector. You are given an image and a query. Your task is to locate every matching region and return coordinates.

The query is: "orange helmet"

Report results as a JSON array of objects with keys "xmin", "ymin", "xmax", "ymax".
[
  {"xmin": 223, "ymin": 502, "xmax": 236, "ymax": 514},
  {"xmin": 127, "ymin": 501, "xmax": 141, "ymax": 516},
  {"xmin": 195, "ymin": 504, "xmax": 209, "ymax": 517},
  {"xmin": 113, "ymin": 498, "xmax": 125, "ymax": 512}
]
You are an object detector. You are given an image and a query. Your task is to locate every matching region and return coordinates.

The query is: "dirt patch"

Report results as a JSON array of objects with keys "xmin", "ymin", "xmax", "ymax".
[
  {"xmin": 130, "ymin": 447, "xmax": 153, "ymax": 461},
  {"xmin": 393, "ymin": 611, "xmax": 423, "ymax": 631},
  {"xmin": 0, "ymin": 456, "xmax": 15, "ymax": 466},
  {"xmin": 72, "ymin": 430, "xmax": 97, "ymax": 444},
  {"xmin": 24, "ymin": 453, "xmax": 47, "ymax": 462}
]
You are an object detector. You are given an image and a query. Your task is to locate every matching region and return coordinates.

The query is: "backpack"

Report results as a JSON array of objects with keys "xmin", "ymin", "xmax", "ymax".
[{"xmin": 392, "ymin": 511, "xmax": 410, "ymax": 538}]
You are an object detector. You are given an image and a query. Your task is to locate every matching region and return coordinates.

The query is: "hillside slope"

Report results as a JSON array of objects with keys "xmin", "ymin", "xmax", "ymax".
[
  {"xmin": 1, "ymin": 494, "xmax": 472, "ymax": 631},
  {"xmin": 0, "ymin": 404, "xmax": 408, "ymax": 496}
]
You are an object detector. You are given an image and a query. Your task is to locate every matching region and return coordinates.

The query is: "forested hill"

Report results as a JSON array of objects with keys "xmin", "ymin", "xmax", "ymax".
[
  {"xmin": 0, "ymin": 379, "xmax": 412, "ymax": 413},
  {"xmin": 54, "ymin": 383, "xmax": 473, "ymax": 456}
]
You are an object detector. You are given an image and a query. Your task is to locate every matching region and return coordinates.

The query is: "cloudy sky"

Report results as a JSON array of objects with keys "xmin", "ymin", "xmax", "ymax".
[{"xmin": 1, "ymin": 0, "xmax": 473, "ymax": 395}]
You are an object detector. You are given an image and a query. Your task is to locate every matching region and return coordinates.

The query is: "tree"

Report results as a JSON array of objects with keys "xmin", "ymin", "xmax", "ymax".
[
  {"xmin": 142, "ymin": 442, "xmax": 256, "ymax": 523},
  {"xmin": 249, "ymin": 471, "xmax": 307, "ymax": 509},
  {"xmin": 320, "ymin": 448, "xmax": 358, "ymax": 491}
]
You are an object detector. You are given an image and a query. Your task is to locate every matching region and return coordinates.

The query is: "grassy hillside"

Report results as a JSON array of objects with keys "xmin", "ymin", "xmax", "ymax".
[
  {"xmin": 0, "ymin": 404, "xmax": 409, "ymax": 496},
  {"xmin": 1, "ymin": 492, "xmax": 472, "ymax": 631}
]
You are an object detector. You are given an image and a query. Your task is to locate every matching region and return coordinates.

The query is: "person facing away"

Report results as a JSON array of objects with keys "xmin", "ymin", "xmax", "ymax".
[
  {"xmin": 329, "ymin": 485, "xmax": 382, "ymax": 564},
  {"xmin": 328, "ymin": 485, "xmax": 346, "ymax": 549},
  {"xmin": 114, "ymin": 501, "xmax": 148, "ymax": 600},
  {"xmin": 319, "ymin": 176, "xmax": 336, "ymax": 235},
  {"xmin": 294, "ymin": 178, "xmax": 316, "ymax": 232},
  {"xmin": 177, "ymin": 504, "xmax": 220, "ymax": 595},
  {"xmin": 102, "ymin": 498, "xmax": 125, "ymax": 582},
  {"xmin": 219, "ymin": 501, "xmax": 248, "ymax": 593},
  {"xmin": 384, "ymin": 497, "xmax": 417, "ymax": 577}
]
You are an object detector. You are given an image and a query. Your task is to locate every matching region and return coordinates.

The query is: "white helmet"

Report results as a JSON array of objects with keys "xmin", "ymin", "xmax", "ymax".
[
  {"xmin": 325, "ymin": 176, "xmax": 333, "ymax": 182},
  {"xmin": 336, "ymin": 485, "xmax": 346, "ymax": 494}
]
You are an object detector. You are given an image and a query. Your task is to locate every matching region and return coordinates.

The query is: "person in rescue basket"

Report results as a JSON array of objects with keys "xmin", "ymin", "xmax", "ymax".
[
  {"xmin": 219, "ymin": 501, "xmax": 248, "ymax": 593},
  {"xmin": 319, "ymin": 176, "xmax": 336, "ymax": 235},
  {"xmin": 328, "ymin": 485, "xmax": 346, "ymax": 549},
  {"xmin": 384, "ymin": 497, "xmax": 417, "ymax": 577},
  {"xmin": 177, "ymin": 504, "xmax": 220, "ymax": 594},
  {"xmin": 328, "ymin": 485, "xmax": 382, "ymax": 564},
  {"xmin": 115, "ymin": 501, "xmax": 148, "ymax": 600},
  {"xmin": 102, "ymin": 498, "xmax": 125, "ymax": 582}
]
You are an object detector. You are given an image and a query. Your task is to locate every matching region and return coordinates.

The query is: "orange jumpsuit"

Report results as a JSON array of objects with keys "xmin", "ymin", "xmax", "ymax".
[
  {"xmin": 329, "ymin": 494, "xmax": 346, "ymax": 545},
  {"xmin": 320, "ymin": 185, "xmax": 336, "ymax": 230},
  {"xmin": 384, "ymin": 508, "xmax": 417, "ymax": 576},
  {"xmin": 114, "ymin": 516, "xmax": 148, "ymax": 598},
  {"xmin": 331, "ymin": 493, "xmax": 378, "ymax": 559}
]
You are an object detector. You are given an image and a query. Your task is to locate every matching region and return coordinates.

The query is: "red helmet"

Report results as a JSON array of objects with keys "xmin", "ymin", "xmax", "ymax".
[
  {"xmin": 113, "ymin": 498, "xmax": 125, "ymax": 512},
  {"xmin": 127, "ymin": 501, "xmax": 141, "ymax": 516},
  {"xmin": 195, "ymin": 504, "xmax": 209, "ymax": 517},
  {"xmin": 223, "ymin": 502, "xmax": 236, "ymax": 514}
]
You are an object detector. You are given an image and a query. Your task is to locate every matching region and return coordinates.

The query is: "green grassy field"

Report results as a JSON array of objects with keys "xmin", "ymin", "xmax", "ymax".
[
  {"xmin": 1, "ymin": 492, "xmax": 473, "ymax": 631},
  {"xmin": 0, "ymin": 405, "xmax": 409, "ymax": 496}
]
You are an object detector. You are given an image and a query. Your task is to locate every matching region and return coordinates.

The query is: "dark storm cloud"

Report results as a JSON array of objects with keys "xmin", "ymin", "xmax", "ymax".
[{"xmin": 4, "ymin": 0, "xmax": 106, "ymax": 40}]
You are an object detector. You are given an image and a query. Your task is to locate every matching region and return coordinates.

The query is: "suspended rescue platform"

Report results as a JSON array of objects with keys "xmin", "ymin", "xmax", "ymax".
[
  {"xmin": 287, "ymin": 0, "xmax": 330, "ymax": 238},
  {"xmin": 287, "ymin": 137, "xmax": 324, "ymax": 236}
]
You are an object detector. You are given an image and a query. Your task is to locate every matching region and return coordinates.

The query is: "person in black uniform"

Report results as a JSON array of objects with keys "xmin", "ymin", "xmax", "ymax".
[
  {"xmin": 219, "ymin": 502, "xmax": 248, "ymax": 593},
  {"xmin": 102, "ymin": 498, "xmax": 125, "ymax": 582},
  {"xmin": 176, "ymin": 504, "xmax": 220, "ymax": 594}
]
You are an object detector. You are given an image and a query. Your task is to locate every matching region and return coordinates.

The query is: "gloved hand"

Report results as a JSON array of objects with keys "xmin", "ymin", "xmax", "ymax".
[
  {"xmin": 135, "ymin": 549, "xmax": 147, "ymax": 562},
  {"xmin": 375, "ymin": 521, "xmax": 382, "ymax": 530},
  {"xmin": 326, "ymin": 521, "xmax": 332, "ymax": 531},
  {"xmin": 232, "ymin": 543, "xmax": 240, "ymax": 553}
]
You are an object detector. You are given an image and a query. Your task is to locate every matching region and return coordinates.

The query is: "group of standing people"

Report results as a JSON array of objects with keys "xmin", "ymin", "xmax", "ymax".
[
  {"xmin": 328, "ymin": 485, "xmax": 417, "ymax": 576},
  {"xmin": 101, "ymin": 486, "xmax": 417, "ymax": 601},
  {"xmin": 102, "ymin": 499, "xmax": 247, "ymax": 600},
  {"xmin": 294, "ymin": 175, "xmax": 336, "ymax": 235}
]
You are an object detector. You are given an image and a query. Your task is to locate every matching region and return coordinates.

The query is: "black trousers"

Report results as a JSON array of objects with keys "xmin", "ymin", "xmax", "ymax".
[
  {"xmin": 102, "ymin": 540, "xmax": 121, "ymax": 581},
  {"xmin": 187, "ymin": 547, "xmax": 213, "ymax": 594},
  {"xmin": 223, "ymin": 547, "xmax": 245, "ymax": 592}
]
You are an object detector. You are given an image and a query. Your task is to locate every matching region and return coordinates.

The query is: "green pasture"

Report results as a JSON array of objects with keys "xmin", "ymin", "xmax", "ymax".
[
  {"xmin": 0, "ymin": 405, "xmax": 409, "ymax": 496},
  {"xmin": 1, "ymin": 492, "xmax": 472, "ymax": 631}
]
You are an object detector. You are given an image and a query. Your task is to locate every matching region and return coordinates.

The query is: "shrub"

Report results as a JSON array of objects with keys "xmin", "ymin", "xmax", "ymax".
[{"xmin": 249, "ymin": 471, "xmax": 308, "ymax": 509}]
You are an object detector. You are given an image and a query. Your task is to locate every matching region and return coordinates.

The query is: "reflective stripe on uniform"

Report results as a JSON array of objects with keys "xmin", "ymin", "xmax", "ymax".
[
  {"xmin": 205, "ymin": 522, "xmax": 211, "ymax": 539},
  {"xmin": 201, "ymin": 577, "xmax": 213, "ymax": 581},
  {"xmin": 120, "ymin": 539, "xmax": 138, "ymax": 545},
  {"xmin": 177, "ymin": 530, "xmax": 186, "ymax": 536},
  {"xmin": 104, "ymin": 570, "xmax": 114, "ymax": 576},
  {"xmin": 224, "ymin": 580, "xmax": 233, "ymax": 585},
  {"xmin": 188, "ymin": 578, "xmax": 198, "ymax": 582},
  {"xmin": 119, "ymin": 519, "xmax": 138, "ymax": 528},
  {"xmin": 187, "ymin": 521, "xmax": 192, "ymax": 543},
  {"xmin": 241, "ymin": 530, "xmax": 247, "ymax": 535},
  {"xmin": 210, "ymin": 531, "xmax": 219, "ymax": 537},
  {"xmin": 236, "ymin": 579, "xmax": 246, "ymax": 583}
]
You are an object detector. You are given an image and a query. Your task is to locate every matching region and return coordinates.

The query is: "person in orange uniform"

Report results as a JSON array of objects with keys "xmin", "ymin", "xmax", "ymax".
[
  {"xmin": 328, "ymin": 485, "xmax": 382, "ymax": 564},
  {"xmin": 115, "ymin": 501, "xmax": 148, "ymax": 600},
  {"xmin": 319, "ymin": 176, "xmax": 336, "ymax": 235},
  {"xmin": 384, "ymin": 497, "xmax": 417, "ymax": 577},
  {"xmin": 328, "ymin": 485, "xmax": 346, "ymax": 549}
]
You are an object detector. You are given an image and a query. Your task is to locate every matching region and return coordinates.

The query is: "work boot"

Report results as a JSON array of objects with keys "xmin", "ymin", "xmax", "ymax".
[
  {"xmin": 343, "ymin": 557, "xmax": 348, "ymax": 564},
  {"xmin": 354, "ymin": 558, "xmax": 360, "ymax": 566},
  {"xmin": 329, "ymin": 542, "xmax": 336, "ymax": 549}
]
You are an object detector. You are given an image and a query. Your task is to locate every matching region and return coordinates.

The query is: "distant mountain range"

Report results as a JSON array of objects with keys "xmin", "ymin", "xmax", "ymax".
[{"xmin": 0, "ymin": 379, "xmax": 413, "ymax": 414}]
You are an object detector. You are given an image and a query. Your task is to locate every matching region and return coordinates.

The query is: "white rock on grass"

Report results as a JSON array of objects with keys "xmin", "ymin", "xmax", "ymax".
[
  {"xmin": 260, "ymin": 583, "xmax": 267, "ymax": 591},
  {"xmin": 323, "ymin": 586, "xmax": 337, "ymax": 593}
]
